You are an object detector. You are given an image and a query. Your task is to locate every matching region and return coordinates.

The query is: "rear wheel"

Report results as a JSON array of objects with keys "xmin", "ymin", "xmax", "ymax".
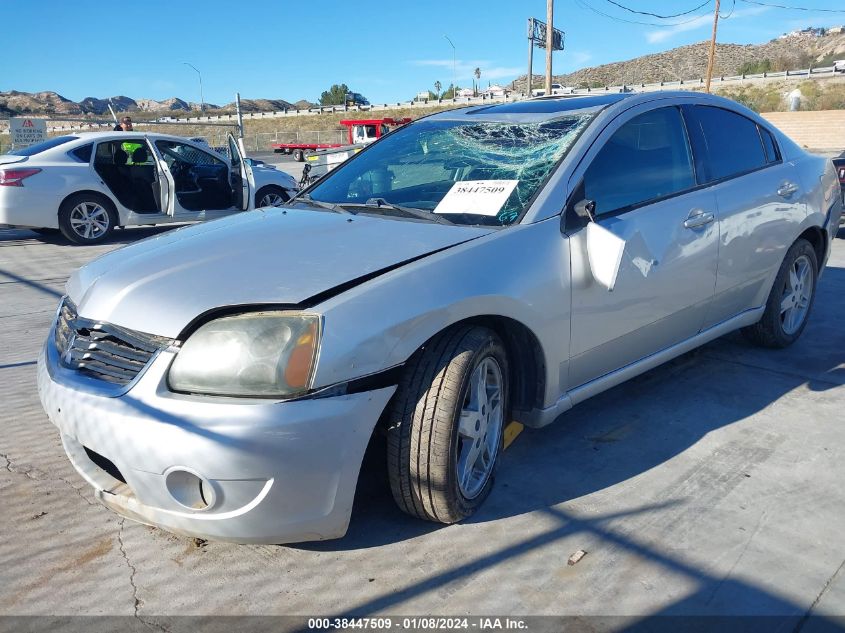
[
  {"xmin": 386, "ymin": 325, "xmax": 509, "ymax": 524},
  {"xmin": 254, "ymin": 185, "xmax": 289, "ymax": 208},
  {"xmin": 742, "ymin": 238, "xmax": 818, "ymax": 348},
  {"xmin": 292, "ymin": 149, "xmax": 305, "ymax": 162},
  {"xmin": 58, "ymin": 193, "xmax": 117, "ymax": 245}
]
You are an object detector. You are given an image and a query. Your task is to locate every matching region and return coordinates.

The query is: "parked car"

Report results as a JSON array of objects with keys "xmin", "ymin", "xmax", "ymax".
[
  {"xmin": 344, "ymin": 92, "xmax": 370, "ymax": 107},
  {"xmin": 0, "ymin": 132, "xmax": 299, "ymax": 244},
  {"xmin": 38, "ymin": 92, "xmax": 841, "ymax": 543}
]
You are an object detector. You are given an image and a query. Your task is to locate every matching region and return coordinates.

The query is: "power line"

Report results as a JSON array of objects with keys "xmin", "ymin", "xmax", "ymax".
[
  {"xmin": 575, "ymin": 0, "xmax": 713, "ymax": 27},
  {"xmin": 603, "ymin": 0, "xmax": 712, "ymax": 19},
  {"xmin": 720, "ymin": 0, "xmax": 736, "ymax": 19},
  {"xmin": 737, "ymin": 0, "xmax": 845, "ymax": 12}
]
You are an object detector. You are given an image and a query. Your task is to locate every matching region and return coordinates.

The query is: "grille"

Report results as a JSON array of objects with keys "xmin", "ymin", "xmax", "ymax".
[{"xmin": 54, "ymin": 299, "xmax": 172, "ymax": 386}]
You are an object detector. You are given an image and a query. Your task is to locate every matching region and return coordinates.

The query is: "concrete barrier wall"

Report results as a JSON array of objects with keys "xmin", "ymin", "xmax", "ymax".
[{"xmin": 761, "ymin": 110, "xmax": 845, "ymax": 151}]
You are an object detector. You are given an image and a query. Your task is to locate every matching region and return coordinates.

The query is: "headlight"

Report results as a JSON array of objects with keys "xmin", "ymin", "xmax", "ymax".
[{"xmin": 168, "ymin": 312, "xmax": 320, "ymax": 397}]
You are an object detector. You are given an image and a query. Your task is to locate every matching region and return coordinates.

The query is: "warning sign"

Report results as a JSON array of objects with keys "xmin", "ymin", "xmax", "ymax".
[{"xmin": 10, "ymin": 117, "xmax": 47, "ymax": 148}]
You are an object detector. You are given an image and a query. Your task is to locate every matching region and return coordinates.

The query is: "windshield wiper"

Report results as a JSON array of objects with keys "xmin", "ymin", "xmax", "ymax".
[
  {"xmin": 340, "ymin": 198, "xmax": 454, "ymax": 225},
  {"xmin": 294, "ymin": 194, "xmax": 352, "ymax": 214}
]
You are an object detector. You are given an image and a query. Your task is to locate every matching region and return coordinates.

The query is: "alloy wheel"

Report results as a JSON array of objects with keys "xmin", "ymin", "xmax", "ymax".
[
  {"xmin": 259, "ymin": 192, "xmax": 286, "ymax": 207},
  {"xmin": 456, "ymin": 357, "xmax": 504, "ymax": 499},
  {"xmin": 780, "ymin": 254, "xmax": 814, "ymax": 335},
  {"xmin": 69, "ymin": 202, "xmax": 110, "ymax": 240}
]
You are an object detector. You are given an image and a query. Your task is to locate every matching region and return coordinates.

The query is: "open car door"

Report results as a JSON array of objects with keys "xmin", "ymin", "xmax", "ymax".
[
  {"xmin": 146, "ymin": 136, "xmax": 176, "ymax": 216},
  {"xmin": 228, "ymin": 133, "xmax": 255, "ymax": 210}
]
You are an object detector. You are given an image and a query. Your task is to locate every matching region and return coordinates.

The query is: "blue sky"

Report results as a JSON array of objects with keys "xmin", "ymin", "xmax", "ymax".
[{"xmin": 5, "ymin": 0, "xmax": 845, "ymax": 105}]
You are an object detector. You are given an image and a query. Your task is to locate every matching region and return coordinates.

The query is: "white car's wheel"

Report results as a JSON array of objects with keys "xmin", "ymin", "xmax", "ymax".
[
  {"xmin": 58, "ymin": 193, "xmax": 117, "ymax": 245},
  {"xmin": 255, "ymin": 186, "xmax": 289, "ymax": 208},
  {"xmin": 386, "ymin": 325, "xmax": 509, "ymax": 524}
]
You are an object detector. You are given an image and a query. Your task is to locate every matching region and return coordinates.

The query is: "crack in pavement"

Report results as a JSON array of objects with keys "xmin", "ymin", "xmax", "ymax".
[
  {"xmin": 793, "ymin": 557, "xmax": 845, "ymax": 633},
  {"xmin": 118, "ymin": 518, "xmax": 170, "ymax": 633},
  {"xmin": 118, "ymin": 518, "xmax": 141, "ymax": 617},
  {"xmin": 0, "ymin": 451, "xmax": 97, "ymax": 507}
]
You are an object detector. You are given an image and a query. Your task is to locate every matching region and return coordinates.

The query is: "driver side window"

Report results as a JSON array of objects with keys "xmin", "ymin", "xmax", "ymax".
[
  {"xmin": 155, "ymin": 140, "xmax": 225, "ymax": 168},
  {"xmin": 583, "ymin": 106, "xmax": 696, "ymax": 217}
]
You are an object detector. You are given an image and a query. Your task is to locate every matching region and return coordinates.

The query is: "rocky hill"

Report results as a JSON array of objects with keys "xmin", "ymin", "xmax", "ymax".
[
  {"xmin": 0, "ymin": 91, "xmax": 271, "ymax": 117},
  {"xmin": 226, "ymin": 98, "xmax": 294, "ymax": 112},
  {"xmin": 517, "ymin": 31, "xmax": 845, "ymax": 89}
]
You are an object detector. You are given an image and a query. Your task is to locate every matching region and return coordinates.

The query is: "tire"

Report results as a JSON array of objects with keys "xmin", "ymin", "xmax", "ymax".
[
  {"xmin": 742, "ymin": 238, "xmax": 818, "ymax": 348},
  {"xmin": 386, "ymin": 325, "xmax": 509, "ymax": 524},
  {"xmin": 292, "ymin": 149, "xmax": 304, "ymax": 162},
  {"xmin": 58, "ymin": 193, "xmax": 117, "ymax": 245},
  {"xmin": 254, "ymin": 185, "xmax": 289, "ymax": 208}
]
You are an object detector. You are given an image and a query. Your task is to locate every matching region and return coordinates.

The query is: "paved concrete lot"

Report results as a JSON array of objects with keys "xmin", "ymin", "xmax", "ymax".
[{"xmin": 1, "ymin": 223, "xmax": 844, "ymax": 625}]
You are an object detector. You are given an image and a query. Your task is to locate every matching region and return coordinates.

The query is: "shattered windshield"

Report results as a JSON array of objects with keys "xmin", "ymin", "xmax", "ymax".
[{"xmin": 305, "ymin": 115, "xmax": 592, "ymax": 226}]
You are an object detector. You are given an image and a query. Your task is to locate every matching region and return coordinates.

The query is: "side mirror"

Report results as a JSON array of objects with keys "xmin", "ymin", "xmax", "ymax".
[{"xmin": 573, "ymin": 198, "xmax": 596, "ymax": 222}]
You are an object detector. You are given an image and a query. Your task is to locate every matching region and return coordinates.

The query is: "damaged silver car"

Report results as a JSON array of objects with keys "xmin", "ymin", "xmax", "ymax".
[{"xmin": 38, "ymin": 92, "xmax": 841, "ymax": 543}]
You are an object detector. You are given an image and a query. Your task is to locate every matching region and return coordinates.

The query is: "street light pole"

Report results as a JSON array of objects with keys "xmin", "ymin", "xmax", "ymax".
[
  {"xmin": 444, "ymin": 34, "xmax": 456, "ymax": 98},
  {"xmin": 182, "ymin": 62, "xmax": 204, "ymax": 112}
]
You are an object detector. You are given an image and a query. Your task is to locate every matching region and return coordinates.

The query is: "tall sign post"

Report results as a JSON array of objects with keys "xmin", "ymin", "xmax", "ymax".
[{"xmin": 527, "ymin": 17, "xmax": 564, "ymax": 96}]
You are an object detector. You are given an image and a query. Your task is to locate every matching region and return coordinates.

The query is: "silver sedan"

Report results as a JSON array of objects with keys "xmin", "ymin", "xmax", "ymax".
[{"xmin": 37, "ymin": 92, "xmax": 841, "ymax": 543}]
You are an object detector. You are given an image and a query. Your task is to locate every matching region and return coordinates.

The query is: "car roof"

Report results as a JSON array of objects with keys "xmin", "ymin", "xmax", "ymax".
[
  {"xmin": 425, "ymin": 93, "xmax": 633, "ymax": 123},
  {"xmin": 70, "ymin": 130, "xmax": 213, "ymax": 143},
  {"xmin": 422, "ymin": 90, "xmax": 764, "ymax": 124}
]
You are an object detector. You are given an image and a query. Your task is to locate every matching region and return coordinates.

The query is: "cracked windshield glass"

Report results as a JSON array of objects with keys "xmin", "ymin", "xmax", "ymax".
[{"xmin": 306, "ymin": 114, "xmax": 592, "ymax": 226}]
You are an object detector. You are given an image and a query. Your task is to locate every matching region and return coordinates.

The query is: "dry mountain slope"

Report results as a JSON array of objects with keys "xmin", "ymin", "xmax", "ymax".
[{"xmin": 517, "ymin": 32, "xmax": 845, "ymax": 88}]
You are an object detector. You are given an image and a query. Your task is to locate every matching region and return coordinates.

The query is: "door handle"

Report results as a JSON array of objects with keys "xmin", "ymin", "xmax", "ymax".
[
  {"xmin": 684, "ymin": 209, "xmax": 715, "ymax": 229},
  {"xmin": 777, "ymin": 182, "xmax": 799, "ymax": 197}
]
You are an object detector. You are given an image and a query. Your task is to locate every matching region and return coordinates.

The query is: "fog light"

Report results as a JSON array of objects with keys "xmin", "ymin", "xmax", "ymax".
[{"xmin": 165, "ymin": 468, "xmax": 215, "ymax": 511}]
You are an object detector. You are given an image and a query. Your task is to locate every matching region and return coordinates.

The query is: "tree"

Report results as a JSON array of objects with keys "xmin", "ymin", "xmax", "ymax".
[
  {"xmin": 319, "ymin": 83, "xmax": 351, "ymax": 106},
  {"xmin": 474, "ymin": 67, "xmax": 481, "ymax": 95},
  {"xmin": 441, "ymin": 83, "xmax": 459, "ymax": 99},
  {"xmin": 434, "ymin": 80, "xmax": 442, "ymax": 97}
]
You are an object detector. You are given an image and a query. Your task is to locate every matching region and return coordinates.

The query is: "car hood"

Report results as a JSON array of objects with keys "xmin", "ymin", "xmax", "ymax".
[{"xmin": 67, "ymin": 207, "xmax": 494, "ymax": 338}]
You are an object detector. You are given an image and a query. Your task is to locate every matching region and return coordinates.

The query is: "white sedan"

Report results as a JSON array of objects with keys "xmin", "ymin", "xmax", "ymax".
[{"xmin": 0, "ymin": 131, "xmax": 299, "ymax": 244}]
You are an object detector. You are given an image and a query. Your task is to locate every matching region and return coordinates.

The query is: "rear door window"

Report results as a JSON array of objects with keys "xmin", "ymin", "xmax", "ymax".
[
  {"xmin": 758, "ymin": 125, "xmax": 780, "ymax": 164},
  {"xmin": 583, "ymin": 106, "xmax": 696, "ymax": 216},
  {"xmin": 69, "ymin": 143, "xmax": 93, "ymax": 163},
  {"xmin": 691, "ymin": 106, "xmax": 768, "ymax": 181}
]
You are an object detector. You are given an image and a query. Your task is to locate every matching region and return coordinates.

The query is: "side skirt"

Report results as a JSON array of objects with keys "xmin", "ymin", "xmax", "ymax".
[{"xmin": 521, "ymin": 306, "xmax": 765, "ymax": 429}]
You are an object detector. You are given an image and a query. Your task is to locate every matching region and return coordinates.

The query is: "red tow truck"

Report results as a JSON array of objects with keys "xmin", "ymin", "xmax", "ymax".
[{"xmin": 271, "ymin": 117, "xmax": 412, "ymax": 161}]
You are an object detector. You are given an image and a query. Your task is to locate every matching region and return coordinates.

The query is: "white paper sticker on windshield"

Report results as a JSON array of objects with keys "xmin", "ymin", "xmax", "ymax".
[{"xmin": 434, "ymin": 180, "xmax": 519, "ymax": 216}]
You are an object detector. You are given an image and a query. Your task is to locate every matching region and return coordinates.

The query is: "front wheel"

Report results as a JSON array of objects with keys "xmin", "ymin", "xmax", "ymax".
[
  {"xmin": 255, "ymin": 185, "xmax": 289, "ymax": 208},
  {"xmin": 742, "ymin": 238, "xmax": 818, "ymax": 348},
  {"xmin": 58, "ymin": 193, "xmax": 117, "ymax": 245},
  {"xmin": 386, "ymin": 325, "xmax": 509, "ymax": 524},
  {"xmin": 292, "ymin": 149, "xmax": 305, "ymax": 162}
]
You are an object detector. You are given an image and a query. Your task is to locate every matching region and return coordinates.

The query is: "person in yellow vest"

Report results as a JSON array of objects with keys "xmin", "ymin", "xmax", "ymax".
[{"xmin": 113, "ymin": 117, "xmax": 144, "ymax": 164}]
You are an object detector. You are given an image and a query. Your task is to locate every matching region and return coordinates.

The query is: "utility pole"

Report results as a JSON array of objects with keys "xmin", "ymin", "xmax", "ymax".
[
  {"xmin": 704, "ymin": 0, "xmax": 721, "ymax": 93},
  {"xmin": 545, "ymin": 0, "xmax": 554, "ymax": 93},
  {"xmin": 527, "ymin": 29, "xmax": 534, "ymax": 95}
]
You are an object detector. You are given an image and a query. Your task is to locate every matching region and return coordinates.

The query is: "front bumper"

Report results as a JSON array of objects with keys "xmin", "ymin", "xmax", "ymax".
[{"xmin": 37, "ymin": 334, "xmax": 395, "ymax": 544}]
